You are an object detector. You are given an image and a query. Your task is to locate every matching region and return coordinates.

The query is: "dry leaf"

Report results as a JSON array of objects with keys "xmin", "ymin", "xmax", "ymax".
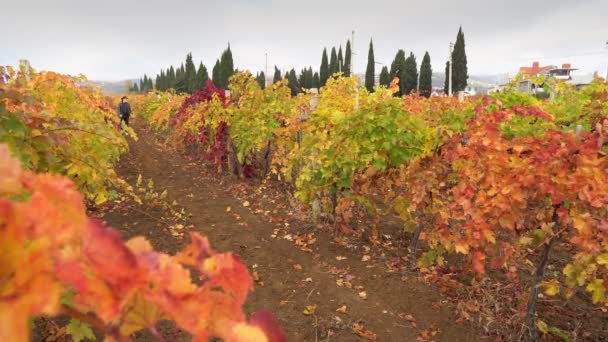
[
  {"xmin": 336, "ymin": 305, "xmax": 347, "ymax": 313},
  {"xmin": 353, "ymin": 323, "xmax": 377, "ymax": 340}
]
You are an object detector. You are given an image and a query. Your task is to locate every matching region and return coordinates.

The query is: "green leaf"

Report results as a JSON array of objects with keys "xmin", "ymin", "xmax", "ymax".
[{"xmin": 66, "ymin": 319, "xmax": 96, "ymax": 342}]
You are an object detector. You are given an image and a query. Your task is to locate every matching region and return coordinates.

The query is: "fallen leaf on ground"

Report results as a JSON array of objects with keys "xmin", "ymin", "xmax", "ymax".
[
  {"xmin": 336, "ymin": 256, "xmax": 347, "ymax": 261},
  {"xmin": 353, "ymin": 322, "xmax": 377, "ymax": 340},
  {"xmin": 303, "ymin": 305, "xmax": 317, "ymax": 315},
  {"xmin": 226, "ymin": 206, "xmax": 231, "ymax": 212},
  {"xmin": 362, "ymin": 255, "xmax": 371, "ymax": 262},
  {"xmin": 293, "ymin": 264, "xmax": 303, "ymax": 270},
  {"xmin": 303, "ymin": 277, "xmax": 313, "ymax": 282},
  {"xmin": 336, "ymin": 305, "xmax": 347, "ymax": 313},
  {"xmin": 243, "ymin": 200, "xmax": 250, "ymax": 207},
  {"xmin": 358, "ymin": 291, "xmax": 367, "ymax": 300}
]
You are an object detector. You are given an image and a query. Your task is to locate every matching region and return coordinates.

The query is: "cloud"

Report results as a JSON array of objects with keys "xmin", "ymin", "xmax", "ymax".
[{"xmin": 2, "ymin": 0, "xmax": 607, "ymax": 80}]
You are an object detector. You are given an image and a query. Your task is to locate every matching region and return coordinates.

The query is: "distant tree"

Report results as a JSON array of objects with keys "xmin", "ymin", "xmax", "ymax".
[
  {"xmin": 402, "ymin": 52, "xmax": 418, "ymax": 95},
  {"xmin": 338, "ymin": 46, "xmax": 344, "ymax": 74},
  {"xmin": 329, "ymin": 47, "xmax": 339, "ymax": 76},
  {"xmin": 132, "ymin": 82, "xmax": 139, "ymax": 93},
  {"xmin": 184, "ymin": 53, "xmax": 197, "ymax": 93},
  {"xmin": 256, "ymin": 71, "xmax": 266, "ymax": 89},
  {"xmin": 443, "ymin": 61, "xmax": 450, "ymax": 95},
  {"xmin": 273, "ymin": 66, "xmax": 282, "ymax": 83},
  {"xmin": 390, "ymin": 50, "xmax": 407, "ymax": 96},
  {"xmin": 379, "ymin": 66, "xmax": 390, "ymax": 87},
  {"xmin": 344, "ymin": 40, "xmax": 352, "ymax": 77},
  {"xmin": 452, "ymin": 26, "xmax": 468, "ymax": 92},
  {"xmin": 307, "ymin": 67, "xmax": 314, "ymax": 88},
  {"xmin": 419, "ymin": 52, "xmax": 433, "ymax": 98},
  {"xmin": 320, "ymin": 48, "xmax": 329, "ymax": 87},
  {"xmin": 365, "ymin": 39, "xmax": 375, "ymax": 92},
  {"xmin": 212, "ymin": 59, "xmax": 221, "ymax": 88},
  {"xmin": 196, "ymin": 62, "xmax": 209, "ymax": 90},
  {"xmin": 287, "ymin": 69, "xmax": 300, "ymax": 96},
  {"xmin": 220, "ymin": 44, "xmax": 235, "ymax": 88},
  {"xmin": 139, "ymin": 76, "xmax": 145, "ymax": 93},
  {"xmin": 313, "ymin": 72, "xmax": 320, "ymax": 89},
  {"xmin": 168, "ymin": 66, "xmax": 176, "ymax": 89}
]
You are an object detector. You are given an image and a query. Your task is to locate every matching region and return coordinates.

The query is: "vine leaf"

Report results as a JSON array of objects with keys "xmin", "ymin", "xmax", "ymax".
[
  {"xmin": 119, "ymin": 291, "xmax": 166, "ymax": 336},
  {"xmin": 66, "ymin": 319, "xmax": 96, "ymax": 342}
]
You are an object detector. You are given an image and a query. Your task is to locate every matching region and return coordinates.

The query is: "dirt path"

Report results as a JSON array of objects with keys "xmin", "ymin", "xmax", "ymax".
[{"xmin": 103, "ymin": 122, "xmax": 483, "ymax": 342}]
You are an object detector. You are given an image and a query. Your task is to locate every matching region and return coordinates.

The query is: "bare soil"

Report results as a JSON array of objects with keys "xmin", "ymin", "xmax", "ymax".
[{"xmin": 93, "ymin": 122, "xmax": 485, "ymax": 342}]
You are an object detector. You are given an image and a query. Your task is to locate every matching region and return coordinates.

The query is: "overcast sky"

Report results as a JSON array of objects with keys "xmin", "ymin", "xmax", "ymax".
[{"xmin": 3, "ymin": 0, "xmax": 607, "ymax": 81}]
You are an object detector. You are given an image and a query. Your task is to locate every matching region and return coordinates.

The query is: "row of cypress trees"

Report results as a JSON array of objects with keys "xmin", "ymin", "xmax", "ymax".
[
  {"xmin": 131, "ymin": 45, "xmax": 234, "ymax": 94},
  {"xmin": 365, "ymin": 27, "xmax": 467, "ymax": 98},
  {"xmin": 132, "ymin": 27, "xmax": 467, "ymax": 97}
]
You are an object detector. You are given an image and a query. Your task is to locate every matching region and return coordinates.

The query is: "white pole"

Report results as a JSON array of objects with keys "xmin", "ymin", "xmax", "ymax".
[
  {"xmin": 265, "ymin": 52, "xmax": 268, "ymax": 87},
  {"xmin": 351, "ymin": 30, "xmax": 355, "ymax": 77},
  {"xmin": 448, "ymin": 42, "xmax": 454, "ymax": 96}
]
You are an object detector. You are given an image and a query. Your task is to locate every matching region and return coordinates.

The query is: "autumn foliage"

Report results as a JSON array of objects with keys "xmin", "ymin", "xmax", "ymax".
[
  {"xmin": 0, "ymin": 144, "xmax": 285, "ymax": 342},
  {"xmin": 133, "ymin": 73, "xmax": 608, "ymax": 338}
]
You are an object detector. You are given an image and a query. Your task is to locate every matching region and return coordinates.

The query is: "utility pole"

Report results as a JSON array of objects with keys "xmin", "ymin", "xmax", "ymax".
[
  {"xmin": 448, "ymin": 42, "xmax": 454, "ymax": 96},
  {"xmin": 351, "ymin": 30, "xmax": 355, "ymax": 78},
  {"xmin": 265, "ymin": 52, "xmax": 268, "ymax": 88}
]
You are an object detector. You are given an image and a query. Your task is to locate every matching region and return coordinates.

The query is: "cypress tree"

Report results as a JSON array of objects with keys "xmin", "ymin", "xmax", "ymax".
[
  {"xmin": 390, "ymin": 50, "xmax": 407, "ymax": 96},
  {"xmin": 338, "ymin": 46, "xmax": 344, "ymax": 74},
  {"xmin": 220, "ymin": 45, "xmax": 235, "ymax": 88},
  {"xmin": 307, "ymin": 67, "xmax": 314, "ymax": 88},
  {"xmin": 184, "ymin": 53, "xmax": 197, "ymax": 93},
  {"xmin": 313, "ymin": 72, "xmax": 320, "ymax": 89},
  {"xmin": 298, "ymin": 69, "xmax": 306, "ymax": 88},
  {"xmin": 443, "ymin": 61, "xmax": 450, "ymax": 95},
  {"xmin": 365, "ymin": 39, "xmax": 375, "ymax": 92},
  {"xmin": 379, "ymin": 66, "xmax": 390, "ymax": 87},
  {"xmin": 256, "ymin": 71, "xmax": 266, "ymax": 89},
  {"xmin": 212, "ymin": 59, "xmax": 221, "ymax": 88},
  {"xmin": 329, "ymin": 47, "xmax": 338, "ymax": 76},
  {"xmin": 452, "ymin": 26, "xmax": 468, "ymax": 92},
  {"xmin": 273, "ymin": 66, "xmax": 282, "ymax": 83},
  {"xmin": 419, "ymin": 52, "xmax": 433, "ymax": 98},
  {"xmin": 344, "ymin": 40, "xmax": 352, "ymax": 77},
  {"xmin": 287, "ymin": 69, "xmax": 300, "ymax": 96},
  {"xmin": 168, "ymin": 66, "xmax": 176, "ymax": 89},
  {"xmin": 320, "ymin": 48, "xmax": 329, "ymax": 87},
  {"xmin": 402, "ymin": 52, "xmax": 418, "ymax": 95},
  {"xmin": 196, "ymin": 62, "xmax": 209, "ymax": 90}
]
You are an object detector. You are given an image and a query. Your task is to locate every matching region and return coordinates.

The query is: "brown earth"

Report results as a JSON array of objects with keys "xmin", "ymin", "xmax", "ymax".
[{"xmin": 90, "ymin": 121, "xmax": 485, "ymax": 342}]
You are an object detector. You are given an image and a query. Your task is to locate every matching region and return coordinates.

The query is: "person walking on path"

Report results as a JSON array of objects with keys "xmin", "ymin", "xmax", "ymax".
[{"xmin": 118, "ymin": 96, "xmax": 132, "ymax": 132}]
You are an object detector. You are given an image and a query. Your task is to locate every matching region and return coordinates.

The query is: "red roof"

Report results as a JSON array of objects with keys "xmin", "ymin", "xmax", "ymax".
[{"xmin": 519, "ymin": 61, "xmax": 552, "ymax": 76}]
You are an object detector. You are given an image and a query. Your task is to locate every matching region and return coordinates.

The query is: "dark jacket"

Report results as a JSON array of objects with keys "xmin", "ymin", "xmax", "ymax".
[{"xmin": 118, "ymin": 102, "xmax": 132, "ymax": 117}]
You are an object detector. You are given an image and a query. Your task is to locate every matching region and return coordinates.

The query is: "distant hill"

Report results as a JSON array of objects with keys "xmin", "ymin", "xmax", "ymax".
[{"xmin": 90, "ymin": 79, "xmax": 138, "ymax": 95}]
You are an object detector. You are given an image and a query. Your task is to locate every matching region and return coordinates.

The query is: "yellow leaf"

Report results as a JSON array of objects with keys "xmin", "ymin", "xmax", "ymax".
[
  {"xmin": 454, "ymin": 243, "xmax": 469, "ymax": 254},
  {"xmin": 541, "ymin": 280, "xmax": 560, "ymax": 296},
  {"xmin": 586, "ymin": 279, "xmax": 606, "ymax": 304},
  {"xmin": 303, "ymin": 304, "xmax": 317, "ymax": 315},
  {"xmin": 597, "ymin": 253, "xmax": 608, "ymax": 265},
  {"xmin": 119, "ymin": 291, "xmax": 166, "ymax": 336}
]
